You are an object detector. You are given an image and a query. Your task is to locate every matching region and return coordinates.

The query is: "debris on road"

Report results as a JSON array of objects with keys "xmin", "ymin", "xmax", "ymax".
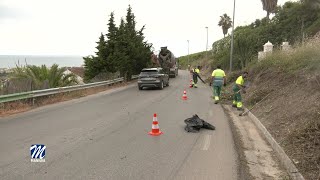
[{"xmin": 184, "ymin": 114, "xmax": 215, "ymax": 132}]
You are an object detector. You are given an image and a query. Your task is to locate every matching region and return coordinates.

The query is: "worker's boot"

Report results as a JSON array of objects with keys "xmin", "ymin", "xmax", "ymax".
[
  {"xmin": 237, "ymin": 107, "xmax": 244, "ymax": 111},
  {"xmin": 237, "ymin": 102, "xmax": 243, "ymax": 111},
  {"xmin": 232, "ymin": 104, "xmax": 237, "ymax": 108},
  {"xmin": 214, "ymin": 97, "xmax": 219, "ymax": 104}
]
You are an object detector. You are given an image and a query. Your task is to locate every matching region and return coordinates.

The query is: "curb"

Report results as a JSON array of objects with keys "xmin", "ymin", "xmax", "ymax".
[{"xmin": 246, "ymin": 109, "xmax": 305, "ymax": 180}]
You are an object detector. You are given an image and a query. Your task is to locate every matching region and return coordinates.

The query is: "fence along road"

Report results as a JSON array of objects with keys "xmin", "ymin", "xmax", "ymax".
[{"xmin": 0, "ymin": 70, "xmax": 238, "ymax": 180}]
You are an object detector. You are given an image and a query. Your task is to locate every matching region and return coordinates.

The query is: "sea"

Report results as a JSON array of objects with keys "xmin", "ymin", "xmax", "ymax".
[{"xmin": 0, "ymin": 55, "xmax": 84, "ymax": 68}]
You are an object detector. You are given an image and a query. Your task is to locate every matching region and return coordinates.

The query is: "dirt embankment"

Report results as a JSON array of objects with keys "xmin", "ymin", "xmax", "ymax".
[{"xmin": 244, "ymin": 68, "xmax": 320, "ymax": 180}]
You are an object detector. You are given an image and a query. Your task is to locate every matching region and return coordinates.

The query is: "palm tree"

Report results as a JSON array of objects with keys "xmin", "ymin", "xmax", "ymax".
[
  {"xmin": 218, "ymin": 13, "xmax": 232, "ymax": 38},
  {"xmin": 261, "ymin": 0, "xmax": 278, "ymax": 19},
  {"xmin": 11, "ymin": 64, "xmax": 78, "ymax": 90}
]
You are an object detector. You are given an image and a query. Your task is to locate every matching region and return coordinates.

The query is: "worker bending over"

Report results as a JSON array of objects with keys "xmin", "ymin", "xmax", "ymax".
[{"xmin": 233, "ymin": 72, "xmax": 248, "ymax": 110}]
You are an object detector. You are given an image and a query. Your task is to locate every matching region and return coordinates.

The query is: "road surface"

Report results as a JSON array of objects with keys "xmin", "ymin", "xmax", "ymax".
[{"xmin": 0, "ymin": 70, "xmax": 238, "ymax": 180}]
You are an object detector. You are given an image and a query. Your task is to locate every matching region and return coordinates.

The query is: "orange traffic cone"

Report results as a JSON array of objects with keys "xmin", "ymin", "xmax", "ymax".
[
  {"xmin": 148, "ymin": 113, "xmax": 163, "ymax": 136},
  {"xmin": 182, "ymin": 90, "xmax": 188, "ymax": 100},
  {"xmin": 189, "ymin": 79, "xmax": 193, "ymax": 88}
]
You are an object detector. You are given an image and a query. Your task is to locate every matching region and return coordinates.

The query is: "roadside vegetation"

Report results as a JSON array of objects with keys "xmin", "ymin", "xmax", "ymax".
[
  {"xmin": 1, "ymin": 64, "xmax": 78, "ymax": 95},
  {"xmin": 179, "ymin": 1, "xmax": 320, "ymax": 179},
  {"xmin": 179, "ymin": 1, "xmax": 320, "ymax": 71},
  {"xmin": 11, "ymin": 64, "xmax": 78, "ymax": 89},
  {"xmin": 83, "ymin": 6, "xmax": 152, "ymax": 82},
  {"xmin": 243, "ymin": 38, "xmax": 320, "ymax": 180}
]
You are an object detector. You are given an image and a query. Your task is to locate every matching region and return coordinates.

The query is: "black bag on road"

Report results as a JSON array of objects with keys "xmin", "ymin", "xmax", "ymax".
[{"xmin": 184, "ymin": 114, "xmax": 215, "ymax": 133}]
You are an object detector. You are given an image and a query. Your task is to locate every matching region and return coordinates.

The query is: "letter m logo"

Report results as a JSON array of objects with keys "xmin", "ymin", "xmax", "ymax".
[{"xmin": 30, "ymin": 144, "xmax": 46, "ymax": 159}]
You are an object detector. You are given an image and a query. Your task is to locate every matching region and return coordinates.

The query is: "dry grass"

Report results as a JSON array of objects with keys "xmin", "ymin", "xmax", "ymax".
[{"xmin": 253, "ymin": 39, "xmax": 320, "ymax": 74}]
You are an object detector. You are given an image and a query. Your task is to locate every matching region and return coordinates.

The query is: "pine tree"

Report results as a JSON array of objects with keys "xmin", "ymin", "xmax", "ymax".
[
  {"xmin": 83, "ymin": 33, "xmax": 106, "ymax": 81},
  {"xmin": 134, "ymin": 25, "xmax": 152, "ymax": 74},
  {"xmin": 106, "ymin": 12, "xmax": 117, "ymax": 73},
  {"xmin": 95, "ymin": 33, "xmax": 109, "ymax": 71},
  {"xmin": 83, "ymin": 55, "xmax": 100, "ymax": 81},
  {"xmin": 84, "ymin": 5, "xmax": 152, "ymax": 81},
  {"xmin": 113, "ymin": 18, "xmax": 130, "ymax": 78},
  {"xmin": 106, "ymin": 12, "xmax": 117, "ymax": 40},
  {"xmin": 120, "ymin": 5, "xmax": 151, "ymax": 80}
]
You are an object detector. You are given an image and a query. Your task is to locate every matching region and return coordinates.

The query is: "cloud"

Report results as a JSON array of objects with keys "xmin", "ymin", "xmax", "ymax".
[{"xmin": 0, "ymin": 0, "xmax": 295, "ymax": 56}]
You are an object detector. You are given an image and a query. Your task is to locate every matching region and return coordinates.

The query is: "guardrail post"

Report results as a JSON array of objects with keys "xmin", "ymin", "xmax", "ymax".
[{"xmin": 32, "ymin": 98, "xmax": 35, "ymax": 106}]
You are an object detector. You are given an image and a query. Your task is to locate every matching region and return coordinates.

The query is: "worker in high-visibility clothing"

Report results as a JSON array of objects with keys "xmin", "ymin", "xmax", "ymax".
[
  {"xmin": 210, "ymin": 65, "xmax": 226, "ymax": 104},
  {"xmin": 233, "ymin": 72, "xmax": 248, "ymax": 110},
  {"xmin": 192, "ymin": 66, "xmax": 201, "ymax": 88}
]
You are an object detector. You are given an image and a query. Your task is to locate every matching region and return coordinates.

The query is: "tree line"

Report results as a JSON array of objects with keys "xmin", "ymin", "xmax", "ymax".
[{"xmin": 83, "ymin": 6, "xmax": 152, "ymax": 82}]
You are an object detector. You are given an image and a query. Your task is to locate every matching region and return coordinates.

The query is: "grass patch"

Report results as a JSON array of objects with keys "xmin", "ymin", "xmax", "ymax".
[{"xmin": 251, "ymin": 41, "xmax": 320, "ymax": 74}]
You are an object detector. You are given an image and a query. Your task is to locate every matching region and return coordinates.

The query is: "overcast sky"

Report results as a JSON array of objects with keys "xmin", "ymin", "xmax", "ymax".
[{"xmin": 0, "ymin": 0, "xmax": 293, "ymax": 57}]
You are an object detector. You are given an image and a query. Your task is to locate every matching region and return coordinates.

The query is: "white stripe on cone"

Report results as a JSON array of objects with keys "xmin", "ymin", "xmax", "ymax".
[{"xmin": 152, "ymin": 124, "xmax": 159, "ymax": 129}]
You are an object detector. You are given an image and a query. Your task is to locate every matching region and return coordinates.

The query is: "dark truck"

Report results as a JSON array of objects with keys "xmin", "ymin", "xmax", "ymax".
[{"xmin": 157, "ymin": 47, "xmax": 178, "ymax": 78}]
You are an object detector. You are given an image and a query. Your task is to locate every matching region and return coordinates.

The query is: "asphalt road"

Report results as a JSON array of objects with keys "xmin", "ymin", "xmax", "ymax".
[{"xmin": 0, "ymin": 70, "xmax": 238, "ymax": 180}]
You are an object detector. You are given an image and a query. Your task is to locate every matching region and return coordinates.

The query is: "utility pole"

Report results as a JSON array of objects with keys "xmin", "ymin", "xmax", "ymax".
[
  {"xmin": 230, "ymin": 0, "xmax": 236, "ymax": 72},
  {"xmin": 205, "ymin": 27, "xmax": 208, "ymax": 60}
]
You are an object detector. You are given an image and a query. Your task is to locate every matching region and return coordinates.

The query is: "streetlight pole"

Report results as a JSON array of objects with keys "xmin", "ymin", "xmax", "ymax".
[
  {"xmin": 205, "ymin": 27, "xmax": 208, "ymax": 60},
  {"xmin": 187, "ymin": 40, "xmax": 190, "ymax": 65},
  {"xmin": 230, "ymin": 0, "xmax": 236, "ymax": 72}
]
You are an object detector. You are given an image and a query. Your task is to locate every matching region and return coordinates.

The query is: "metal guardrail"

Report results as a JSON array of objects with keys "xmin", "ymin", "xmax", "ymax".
[{"xmin": 0, "ymin": 75, "xmax": 139, "ymax": 104}]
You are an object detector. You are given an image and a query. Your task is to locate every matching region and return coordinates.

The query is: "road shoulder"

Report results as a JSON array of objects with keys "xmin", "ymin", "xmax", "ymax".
[{"xmin": 223, "ymin": 105, "xmax": 289, "ymax": 180}]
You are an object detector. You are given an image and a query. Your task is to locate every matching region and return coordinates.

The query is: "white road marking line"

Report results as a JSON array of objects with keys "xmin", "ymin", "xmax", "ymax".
[{"xmin": 202, "ymin": 135, "xmax": 212, "ymax": 151}]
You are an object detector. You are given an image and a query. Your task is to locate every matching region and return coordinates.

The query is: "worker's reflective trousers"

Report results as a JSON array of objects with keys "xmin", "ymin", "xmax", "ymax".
[{"xmin": 233, "ymin": 85, "xmax": 243, "ymax": 108}]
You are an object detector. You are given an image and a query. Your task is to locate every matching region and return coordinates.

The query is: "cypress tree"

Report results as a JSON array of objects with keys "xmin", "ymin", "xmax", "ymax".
[
  {"xmin": 84, "ymin": 33, "xmax": 106, "ymax": 81},
  {"xmin": 113, "ymin": 18, "xmax": 130, "ymax": 78},
  {"xmin": 95, "ymin": 33, "xmax": 108, "ymax": 72},
  {"xmin": 122, "ymin": 5, "xmax": 152, "ymax": 80},
  {"xmin": 106, "ymin": 12, "xmax": 117, "ymax": 73},
  {"xmin": 84, "ymin": 5, "xmax": 152, "ymax": 81},
  {"xmin": 83, "ymin": 55, "xmax": 100, "ymax": 81}
]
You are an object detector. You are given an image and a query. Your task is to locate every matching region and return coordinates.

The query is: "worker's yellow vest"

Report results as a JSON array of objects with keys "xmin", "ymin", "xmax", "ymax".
[
  {"xmin": 236, "ymin": 76, "xmax": 244, "ymax": 85},
  {"xmin": 193, "ymin": 68, "xmax": 200, "ymax": 73},
  {"xmin": 212, "ymin": 69, "xmax": 225, "ymax": 86}
]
